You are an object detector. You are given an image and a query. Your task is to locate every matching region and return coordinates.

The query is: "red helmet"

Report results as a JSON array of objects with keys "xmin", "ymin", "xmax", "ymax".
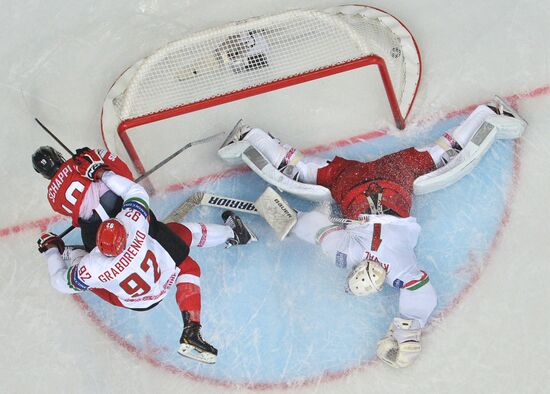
[{"xmin": 96, "ymin": 219, "xmax": 127, "ymax": 257}]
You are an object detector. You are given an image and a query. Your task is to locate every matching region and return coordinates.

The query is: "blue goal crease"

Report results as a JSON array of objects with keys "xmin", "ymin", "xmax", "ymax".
[{"xmin": 50, "ymin": 115, "xmax": 515, "ymax": 384}]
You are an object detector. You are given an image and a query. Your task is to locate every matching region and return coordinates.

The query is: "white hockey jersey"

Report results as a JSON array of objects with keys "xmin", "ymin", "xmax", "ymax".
[
  {"xmin": 45, "ymin": 172, "xmax": 179, "ymax": 310},
  {"xmin": 292, "ymin": 211, "xmax": 437, "ymax": 327}
]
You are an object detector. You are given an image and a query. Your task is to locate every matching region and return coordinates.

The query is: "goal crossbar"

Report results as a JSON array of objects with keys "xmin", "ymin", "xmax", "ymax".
[{"xmin": 102, "ymin": 5, "xmax": 422, "ymax": 175}]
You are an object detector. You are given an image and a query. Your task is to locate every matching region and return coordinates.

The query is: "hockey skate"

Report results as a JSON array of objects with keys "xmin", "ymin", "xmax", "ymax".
[
  {"xmin": 178, "ymin": 312, "xmax": 217, "ymax": 364},
  {"xmin": 217, "ymin": 119, "xmax": 252, "ymax": 164},
  {"xmin": 489, "ymin": 95, "xmax": 527, "ymax": 139},
  {"xmin": 222, "ymin": 210, "xmax": 258, "ymax": 247}
]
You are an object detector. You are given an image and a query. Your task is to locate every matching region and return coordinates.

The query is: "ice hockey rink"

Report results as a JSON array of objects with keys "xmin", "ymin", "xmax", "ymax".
[{"xmin": 2, "ymin": 0, "xmax": 550, "ymax": 393}]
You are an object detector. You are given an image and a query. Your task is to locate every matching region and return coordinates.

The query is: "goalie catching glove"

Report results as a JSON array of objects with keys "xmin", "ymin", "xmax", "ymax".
[
  {"xmin": 37, "ymin": 232, "xmax": 65, "ymax": 254},
  {"xmin": 74, "ymin": 148, "xmax": 108, "ymax": 181},
  {"xmin": 377, "ymin": 317, "xmax": 422, "ymax": 368}
]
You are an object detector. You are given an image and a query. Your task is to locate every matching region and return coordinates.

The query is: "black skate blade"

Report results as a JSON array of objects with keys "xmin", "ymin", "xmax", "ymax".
[{"xmin": 178, "ymin": 343, "xmax": 217, "ymax": 364}]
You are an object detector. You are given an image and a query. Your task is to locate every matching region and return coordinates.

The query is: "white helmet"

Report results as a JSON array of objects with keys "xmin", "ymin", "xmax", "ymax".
[{"xmin": 346, "ymin": 259, "xmax": 386, "ymax": 296}]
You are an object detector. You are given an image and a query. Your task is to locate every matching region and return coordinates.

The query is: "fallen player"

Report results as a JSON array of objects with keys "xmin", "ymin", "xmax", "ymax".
[{"xmin": 216, "ymin": 96, "xmax": 526, "ymax": 368}]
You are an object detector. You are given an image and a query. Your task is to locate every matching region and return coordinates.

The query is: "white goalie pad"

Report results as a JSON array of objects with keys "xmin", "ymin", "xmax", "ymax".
[
  {"xmin": 242, "ymin": 146, "xmax": 332, "ymax": 202},
  {"xmin": 413, "ymin": 121, "xmax": 498, "ymax": 195},
  {"xmin": 491, "ymin": 95, "xmax": 527, "ymax": 140},
  {"xmin": 255, "ymin": 187, "xmax": 297, "ymax": 240}
]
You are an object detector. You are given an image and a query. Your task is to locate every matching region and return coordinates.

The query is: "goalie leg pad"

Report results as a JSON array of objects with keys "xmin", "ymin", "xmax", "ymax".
[
  {"xmin": 243, "ymin": 146, "xmax": 332, "ymax": 202},
  {"xmin": 413, "ymin": 120, "xmax": 498, "ymax": 195}
]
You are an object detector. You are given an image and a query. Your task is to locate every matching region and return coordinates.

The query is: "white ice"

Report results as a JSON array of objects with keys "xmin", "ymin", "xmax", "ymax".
[{"xmin": 1, "ymin": 0, "xmax": 550, "ymax": 393}]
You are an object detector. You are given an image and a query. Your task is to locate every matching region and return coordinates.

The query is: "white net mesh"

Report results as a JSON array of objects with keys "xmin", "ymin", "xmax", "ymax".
[{"xmin": 114, "ymin": 6, "xmax": 420, "ymax": 123}]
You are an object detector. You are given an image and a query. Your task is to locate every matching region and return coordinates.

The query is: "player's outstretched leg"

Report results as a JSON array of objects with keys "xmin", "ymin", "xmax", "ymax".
[
  {"xmin": 414, "ymin": 96, "xmax": 527, "ymax": 194},
  {"xmin": 222, "ymin": 210, "xmax": 257, "ymax": 247},
  {"xmin": 218, "ymin": 120, "xmax": 332, "ymax": 201},
  {"xmin": 178, "ymin": 311, "xmax": 218, "ymax": 364}
]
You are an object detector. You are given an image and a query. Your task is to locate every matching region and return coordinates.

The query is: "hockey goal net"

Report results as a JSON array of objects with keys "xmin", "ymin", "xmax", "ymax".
[{"xmin": 102, "ymin": 5, "xmax": 421, "ymax": 176}]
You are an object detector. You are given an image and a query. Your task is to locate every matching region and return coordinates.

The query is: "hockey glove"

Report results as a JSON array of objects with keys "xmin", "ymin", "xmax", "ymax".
[
  {"xmin": 75, "ymin": 149, "xmax": 107, "ymax": 181},
  {"xmin": 377, "ymin": 317, "xmax": 422, "ymax": 368},
  {"xmin": 37, "ymin": 232, "xmax": 65, "ymax": 254}
]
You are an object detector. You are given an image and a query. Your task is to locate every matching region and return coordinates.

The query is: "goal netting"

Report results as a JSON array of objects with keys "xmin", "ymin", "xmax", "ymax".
[{"xmin": 102, "ymin": 5, "xmax": 421, "ymax": 176}]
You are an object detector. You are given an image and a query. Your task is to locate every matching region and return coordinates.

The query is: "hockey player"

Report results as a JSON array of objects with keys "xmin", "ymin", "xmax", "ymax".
[
  {"xmin": 32, "ymin": 147, "xmax": 217, "ymax": 277},
  {"xmin": 217, "ymin": 96, "xmax": 527, "ymax": 368},
  {"xmin": 37, "ymin": 162, "xmax": 254, "ymax": 364},
  {"xmin": 32, "ymin": 146, "xmax": 134, "ymax": 250}
]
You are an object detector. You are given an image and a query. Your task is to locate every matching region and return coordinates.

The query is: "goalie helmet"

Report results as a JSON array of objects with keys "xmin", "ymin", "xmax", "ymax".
[
  {"xmin": 347, "ymin": 259, "xmax": 386, "ymax": 296},
  {"xmin": 32, "ymin": 146, "xmax": 65, "ymax": 179},
  {"xmin": 96, "ymin": 219, "xmax": 127, "ymax": 257}
]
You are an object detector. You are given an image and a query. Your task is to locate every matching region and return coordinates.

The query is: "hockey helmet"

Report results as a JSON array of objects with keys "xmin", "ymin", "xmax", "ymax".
[
  {"xmin": 96, "ymin": 219, "xmax": 127, "ymax": 257},
  {"xmin": 346, "ymin": 259, "xmax": 386, "ymax": 295},
  {"xmin": 32, "ymin": 146, "xmax": 65, "ymax": 179}
]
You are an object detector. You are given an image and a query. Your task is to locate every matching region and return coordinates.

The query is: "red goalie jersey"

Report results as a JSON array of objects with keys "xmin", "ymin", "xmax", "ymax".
[{"xmin": 46, "ymin": 149, "xmax": 133, "ymax": 226}]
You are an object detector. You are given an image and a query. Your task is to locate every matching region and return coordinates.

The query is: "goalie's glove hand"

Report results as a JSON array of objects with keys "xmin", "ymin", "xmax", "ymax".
[
  {"xmin": 75, "ymin": 149, "xmax": 108, "ymax": 181},
  {"xmin": 37, "ymin": 232, "xmax": 65, "ymax": 254},
  {"xmin": 377, "ymin": 317, "xmax": 422, "ymax": 368}
]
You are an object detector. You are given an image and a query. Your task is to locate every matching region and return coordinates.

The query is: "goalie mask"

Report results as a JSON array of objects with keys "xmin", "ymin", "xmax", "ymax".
[
  {"xmin": 346, "ymin": 259, "xmax": 386, "ymax": 296},
  {"xmin": 96, "ymin": 219, "xmax": 127, "ymax": 257},
  {"xmin": 32, "ymin": 146, "xmax": 65, "ymax": 179}
]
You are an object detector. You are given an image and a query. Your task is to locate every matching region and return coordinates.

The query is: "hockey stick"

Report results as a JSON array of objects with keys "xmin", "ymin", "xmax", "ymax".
[
  {"xmin": 135, "ymin": 131, "xmax": 224, "ymax": 181},
  {"xmin": 165, "ymin": 191, "xmax": 259, "ymax": 223},
  {"xmin": 34, "ymin": 118, "xmax": 75, "ymax": 156},
  {"xmin": 56, "ymin": 131, "xmax": 224, "ymax": 239},
  {"xmin": 166, "ymin": 190, "xmax": 367, "ymax": 227}
]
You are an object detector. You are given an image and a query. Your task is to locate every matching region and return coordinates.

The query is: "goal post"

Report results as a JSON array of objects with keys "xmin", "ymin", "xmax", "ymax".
[{"xmin": 101, "ymin": 5, "xmax": 422, "ymax": 175}]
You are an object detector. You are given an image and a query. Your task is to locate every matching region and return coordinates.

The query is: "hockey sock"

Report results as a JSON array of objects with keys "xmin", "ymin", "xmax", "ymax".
[
  {"xmin": 176, "ymin": 281, "xmax": 201, "ymax": 323},
  {"xmin": 295, "ymin": 155, "xmax": 330, "ymax": 184},
  {"xmin": 182, "ymin": 222, "xmax": 234, "ymax": 248}
]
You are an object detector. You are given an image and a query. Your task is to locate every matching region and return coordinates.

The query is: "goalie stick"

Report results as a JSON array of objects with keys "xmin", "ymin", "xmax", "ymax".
[
  {"xmin": 167, "ymin": 187, "xmax": 295, "ymax": 240},
  {"xmin": 165, "ymin": 188, "xmax": 296, "ymax": 240},
  {"xmin": 166, "ymin": 187, "xmax": 367, "ymax": 240}
]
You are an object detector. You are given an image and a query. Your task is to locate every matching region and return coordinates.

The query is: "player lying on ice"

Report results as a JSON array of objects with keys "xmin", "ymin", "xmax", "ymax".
[
  {"xmin": 217, "ymin": 96, "xmax": 527, "ymax": 368},
  {"xmin": 37, "ymin": 159, "xmax": 255, "ymax": 364}
]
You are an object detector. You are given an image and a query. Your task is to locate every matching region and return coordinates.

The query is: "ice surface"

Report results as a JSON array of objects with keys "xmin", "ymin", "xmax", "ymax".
[{"xmin": 1, "ymin": 1, "xmax": 550, "ymax": 393}]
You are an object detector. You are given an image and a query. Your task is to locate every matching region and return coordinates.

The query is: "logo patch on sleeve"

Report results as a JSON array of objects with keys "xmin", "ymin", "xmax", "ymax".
[
  {"xmin": 335, "ymin": 252, "xmax": 348, "ymax": 268},
  {"xmin": 392, "ymin": 279, "xmax": 404, "ymax": 288},
  {"xmin": 68, "ymin": 266, "xmax": 89, "ymax": 291},
  {"xmin": 122, "ymin": 200, "xmax": 148, "ymax": 218}
]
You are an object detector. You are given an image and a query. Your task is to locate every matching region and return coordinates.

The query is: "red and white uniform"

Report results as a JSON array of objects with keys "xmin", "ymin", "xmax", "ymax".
[
  {"xmin": 46, "ymin": 149, "xmax": 132, "ymax": 226},
  {"xmin": 292, "ymin": 211, "xmax": 437, "ymax": 327},
  {"xmin": 44, "ymin": 172, "xmax": 202, "ymax": 315},
  {"xmin": 316, "ymin": 148, "xmax": 436, "ymax": 219}
]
